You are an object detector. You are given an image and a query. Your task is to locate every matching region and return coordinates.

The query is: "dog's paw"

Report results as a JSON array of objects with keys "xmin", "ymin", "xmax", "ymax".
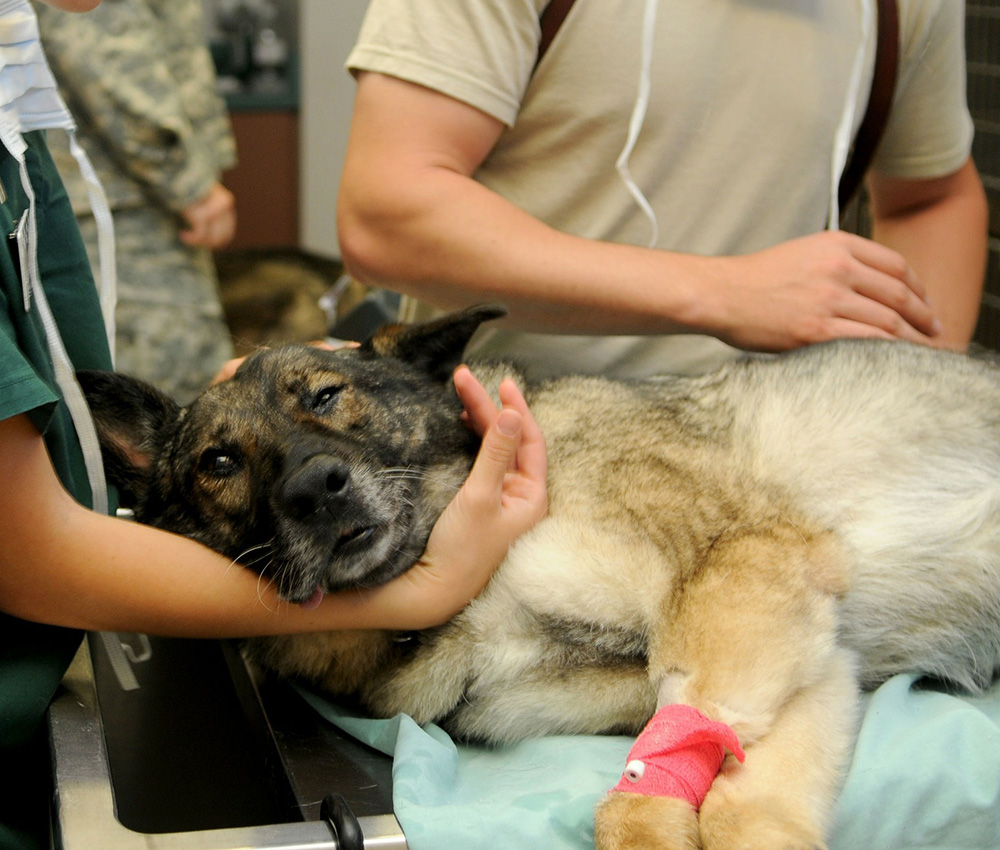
[
  {"xmin": 699, "ymin": 797, "xmax": 826, "ymax": 850},
  {"xmin": 594, "ymin": 791, "xmax": 700, "ymax": 850}
]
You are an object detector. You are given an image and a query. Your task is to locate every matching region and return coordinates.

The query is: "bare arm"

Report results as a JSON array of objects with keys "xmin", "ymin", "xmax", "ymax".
[
  {"xmin": 867, "ymin": 157, "xmax": 988, "ymax": 350},
  {"xmin": 0, "ymin": 375, "xmax": 545, "ymax": 635},
  {"xmin": 338, "ymin": 72, "xmax": 940, "ymax": 351}
]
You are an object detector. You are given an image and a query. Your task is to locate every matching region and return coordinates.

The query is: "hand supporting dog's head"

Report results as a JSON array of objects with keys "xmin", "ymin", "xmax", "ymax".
[{"xmin": 79, "ymin": 304, "xmax": 506, "ymax": 605}]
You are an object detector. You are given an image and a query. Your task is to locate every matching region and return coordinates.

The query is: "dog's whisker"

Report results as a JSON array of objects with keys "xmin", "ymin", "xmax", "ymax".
[
  {"xmin": 378, "ymin": 465, "xmax": 422, "ymax": 477},
  {"xmin": 377, "ymin": 467, "xmax": 463, "ymax": 491},
  {"xmin": 234, "ymin": 542, "xmax": 275, "ymax": 571},
  {"xmin": 240, "ymin": 552, "xmax": 275, "ymax": 572},
  {"xmin": 236, "ymin": 541, "xmax": 274, "ymax": 560},
  {"xmin": 254, "ymin": 570, "xmax": 278, "ymax": 612}
]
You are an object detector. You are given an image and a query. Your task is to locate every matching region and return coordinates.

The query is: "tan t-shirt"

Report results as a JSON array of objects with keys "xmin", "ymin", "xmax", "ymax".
[{"xmin": 348, "ymin": 0, "xmax": 974, "ymax": 378}]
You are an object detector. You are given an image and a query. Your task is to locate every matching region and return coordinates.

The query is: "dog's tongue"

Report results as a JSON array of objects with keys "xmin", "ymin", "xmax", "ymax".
[{"xmin": 299, "ymin": 587, "xmax": 324, "ymax": 610}]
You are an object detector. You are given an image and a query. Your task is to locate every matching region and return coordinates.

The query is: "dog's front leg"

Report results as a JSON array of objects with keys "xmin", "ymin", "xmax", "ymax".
[
  {"xmin": 362, "ymin": 620, "xmax": 474, "ymax": 724},
  {"xmin": 594, "ymin": 524, "xmax": 854, "ymax": 850},
  {"xmin": 697, "ymin": 651, "xmax": 857, "ymax": 850}
]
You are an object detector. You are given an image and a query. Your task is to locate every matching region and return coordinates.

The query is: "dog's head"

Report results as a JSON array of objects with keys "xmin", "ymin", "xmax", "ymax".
[{"xmin": 79, "ymin": 304, "xmax": 506, "ymax": 605}]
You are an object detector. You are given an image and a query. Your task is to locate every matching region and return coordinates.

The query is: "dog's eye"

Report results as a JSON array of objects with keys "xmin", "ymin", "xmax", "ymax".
[
  {"xmin": 311, "ymin": 385, "xmax": 343, "ymax": 413},
  {"xmin": 197, "ymin": 448, "xmax": 241, "ymax": 477}
]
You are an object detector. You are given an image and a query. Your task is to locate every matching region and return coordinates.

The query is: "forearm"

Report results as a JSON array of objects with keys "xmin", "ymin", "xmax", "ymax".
[
  {"xmin": 869, "ymin": 159, "xmax": 988, "ymax": 350},
  {"xmin": 0, "ymin": 417, "xmax": 475, "ymax": 636},
  {"xmin": 339, "ymin": 164, "xmax": 705, "ymax": 336},
  {"xmin": 6, "ymin": 492, "xmax": 439, "ymax": 637}
]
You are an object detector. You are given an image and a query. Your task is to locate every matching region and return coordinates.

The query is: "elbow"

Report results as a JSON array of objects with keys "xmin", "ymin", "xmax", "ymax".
[
  {"xmin": 337, "ymin": 197, "xmax": 387, "ymax": 287},
  {"xmin": 337, "ymin": 167, "xmax": 460, "ymax": 297},
  {"xmin": 337, "ymin": 183, "xmax": 416, "ymax": 289}
]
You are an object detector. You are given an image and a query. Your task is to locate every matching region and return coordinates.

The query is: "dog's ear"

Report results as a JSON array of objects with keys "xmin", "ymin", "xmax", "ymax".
[
  {"xmin": 360, "ymin": 304, "xmax": 507, "ymax": 382},
  {"xmin": 77, "ymin": 370, "xmax": 180, "ymax": 507}
]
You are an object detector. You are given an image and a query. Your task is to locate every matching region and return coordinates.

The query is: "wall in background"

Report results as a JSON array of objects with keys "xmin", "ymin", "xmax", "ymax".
[
  {"xmin": 298, "ymin": 0, "xmax": 367, "ymax": 258},
  {"xmin": 206, "ymin": 0, "xmax": 303, "ymax": 252}
]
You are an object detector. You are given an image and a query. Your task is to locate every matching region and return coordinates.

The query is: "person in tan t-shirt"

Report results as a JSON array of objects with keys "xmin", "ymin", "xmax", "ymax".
[{"xmin": 339, "ymin": 0, "xmax": 987, "ymax": 380}]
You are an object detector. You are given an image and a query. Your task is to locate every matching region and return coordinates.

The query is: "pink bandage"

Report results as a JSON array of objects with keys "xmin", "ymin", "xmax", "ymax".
[{"xmin": 611, "ymin": 704, "xmax": 746, "ymax": 809}]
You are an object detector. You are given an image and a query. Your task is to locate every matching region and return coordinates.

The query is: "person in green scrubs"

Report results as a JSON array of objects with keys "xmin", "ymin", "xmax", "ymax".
[{"xmin": 0, "ymin": 4, "xmax": 547, "ymax": 847}]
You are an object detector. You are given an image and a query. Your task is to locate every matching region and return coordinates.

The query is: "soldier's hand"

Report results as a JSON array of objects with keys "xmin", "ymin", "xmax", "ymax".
[{"xmin": 179, "ymin": 182, "xmax": 237, "ymax": 250}]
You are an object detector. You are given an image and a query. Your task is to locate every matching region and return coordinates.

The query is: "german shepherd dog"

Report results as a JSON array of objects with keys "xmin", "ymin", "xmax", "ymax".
[{"xmin": 80, "ymin": 305, "xmax": 1000, "ymax": 850}]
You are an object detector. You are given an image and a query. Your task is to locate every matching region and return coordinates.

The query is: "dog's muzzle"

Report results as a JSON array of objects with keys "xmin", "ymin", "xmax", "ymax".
[{"xmin": 279, "ymin": 453, "xmax": 352, "ymax": 522}]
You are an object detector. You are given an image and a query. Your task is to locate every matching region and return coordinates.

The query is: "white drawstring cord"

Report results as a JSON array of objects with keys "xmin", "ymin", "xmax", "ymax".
[
  {"xmin": 69, "ymin": 130, "xmax": 116, "ymax": 363},
  {"xmin": 15, "ymin": 148, "xmax": 108, "ymax": 515},
  {"xmin": 616, "ymin": 0, "xmax": 660, "ymax": 249},
  {"xmin": 828, "ymin": 0, "xmax": 875, "ymax": 230}
]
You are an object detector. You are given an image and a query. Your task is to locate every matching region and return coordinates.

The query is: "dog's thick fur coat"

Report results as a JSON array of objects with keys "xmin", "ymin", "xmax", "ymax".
[{"xmin": 81, "ymin": 306, "xmax": 1000, "ymax": 850}]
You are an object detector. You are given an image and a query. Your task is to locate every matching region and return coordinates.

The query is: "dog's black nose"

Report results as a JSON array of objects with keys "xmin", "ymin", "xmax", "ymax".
[{"xmin": 279, "ymin": 455, "xmax": 351, "ymax": 520}]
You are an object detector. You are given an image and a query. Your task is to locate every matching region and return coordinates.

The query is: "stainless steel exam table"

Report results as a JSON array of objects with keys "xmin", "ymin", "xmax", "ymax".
[{"xmin": 48, "ymin": 632, "xmax": 407, "ymax": 849}]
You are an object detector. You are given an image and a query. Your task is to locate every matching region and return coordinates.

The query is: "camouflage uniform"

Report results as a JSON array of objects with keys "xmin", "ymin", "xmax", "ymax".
[{"xmin": 34, "ymin": 0, "xmax": 237, "ymax": 403}]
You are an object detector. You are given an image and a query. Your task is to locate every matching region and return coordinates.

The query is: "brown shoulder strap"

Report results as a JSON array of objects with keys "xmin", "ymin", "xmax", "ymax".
[
  {"xmin": 838, "ymin": 0, "xmax": 899, "ymax": 210},
  {"xmin": 536, "ymin": 0, "xmax": 577, "ymax": 70}
]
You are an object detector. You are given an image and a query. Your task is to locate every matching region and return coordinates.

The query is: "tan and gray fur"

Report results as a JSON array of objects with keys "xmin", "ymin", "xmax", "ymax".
[{"xmin": 80, "ymin": 305, "xmax": 1000, "ymax": 850}]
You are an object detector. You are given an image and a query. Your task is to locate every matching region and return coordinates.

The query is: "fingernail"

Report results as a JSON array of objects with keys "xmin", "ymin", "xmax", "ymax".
[{"xmin": 496, "ymin": 410, "xmax": 519, "ymax": 436}]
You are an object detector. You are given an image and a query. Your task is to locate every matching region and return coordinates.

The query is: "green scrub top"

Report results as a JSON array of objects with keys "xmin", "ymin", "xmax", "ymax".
[{"xmin": 0, "ymin": 131, "xmax": 113, "ymax": 850}]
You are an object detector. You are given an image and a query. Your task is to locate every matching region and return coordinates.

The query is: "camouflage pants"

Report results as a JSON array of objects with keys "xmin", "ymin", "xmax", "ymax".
[{"xmin": 77, "ymin": 205, "xmax": 234, "ymax": 404}]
